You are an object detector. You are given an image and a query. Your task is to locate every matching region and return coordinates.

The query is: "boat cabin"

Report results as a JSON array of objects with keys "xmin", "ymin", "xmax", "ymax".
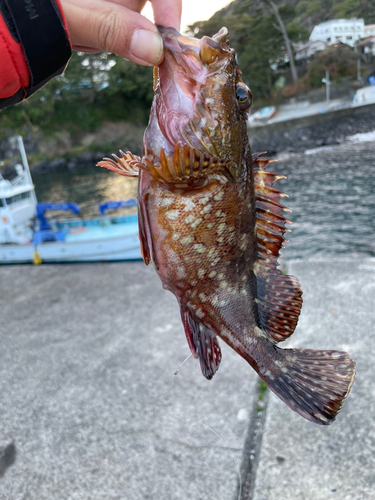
[{"xmin": 0, "ymin": 164, "xmax": 37, "ymax": 244}]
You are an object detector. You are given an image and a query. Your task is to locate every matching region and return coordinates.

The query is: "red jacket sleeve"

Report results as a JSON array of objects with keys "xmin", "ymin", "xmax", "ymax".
[{"xmin": 0, "ymin": 0, "xmax": 71, "ymax": 109}]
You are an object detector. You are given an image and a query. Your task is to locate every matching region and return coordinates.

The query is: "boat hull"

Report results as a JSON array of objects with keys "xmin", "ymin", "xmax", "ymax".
[
  {"xmin": 0, "ymin": 217, "xmax": 142, "ymax": 264},
  {"xmin": 0, "ymin": 234, "xmax": 141, "ymax": 263}
]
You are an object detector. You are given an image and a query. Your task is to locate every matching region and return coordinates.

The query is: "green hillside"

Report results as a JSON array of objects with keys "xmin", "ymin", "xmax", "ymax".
[
  {"xmin": 188, "ymin": 0, "xmax": 374, "ymax": 100},
  {"xmin": 1, "ymin": 0, "xmax": 374, "ymax": 140},
  {"xmin": 213, "ymin": 0, "xmax": 375, "ymax": 30}
]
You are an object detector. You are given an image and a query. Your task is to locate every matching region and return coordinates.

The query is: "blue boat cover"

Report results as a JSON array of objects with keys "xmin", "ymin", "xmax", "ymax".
[
  {"xmin": 36, "ymin": 202, "xmax": 81, "ymax": 231},
  {"xmin": 98, "ymin": 199, "xmax": 137, "ymax": 215}
]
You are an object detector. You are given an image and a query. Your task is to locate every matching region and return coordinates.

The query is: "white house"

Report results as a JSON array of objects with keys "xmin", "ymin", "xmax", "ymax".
[
  {"xmin": 364, "ymin": 24, "xmax": 375, "ymax": 38},
  {"xmin": 309, "ymin": 18, "xmax": 364, "ymax": 47},
  {"xmin": 294, "ymin": 40, "xmax": 328, "ymax": 61}
]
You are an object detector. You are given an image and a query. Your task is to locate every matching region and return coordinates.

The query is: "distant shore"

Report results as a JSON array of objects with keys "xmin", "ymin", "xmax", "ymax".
[
  {"xmin": 1, "ymin": 103, "xmax": 375, "ymax": 178},
  {"xmin": 250, "ymin": 102, "xmax": 375, "ymax": 155}
]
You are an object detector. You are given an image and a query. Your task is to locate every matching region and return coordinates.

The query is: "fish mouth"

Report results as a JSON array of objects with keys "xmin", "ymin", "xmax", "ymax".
[
  {"xmin": 151, "ymin": 26, "xmax": 235, "ymax": 157},
  {"xmin": 158, "ymin": 26, "xmax": 231, "ymax": 76}
]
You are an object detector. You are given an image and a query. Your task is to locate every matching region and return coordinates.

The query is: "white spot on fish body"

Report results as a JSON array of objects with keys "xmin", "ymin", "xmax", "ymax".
[
  {"xmin": 191, "ymin": 218, "xmax": 203, "ymax": 229},
  {"xmin": 183, "ymin": 198, "xmax": 195, "ymax": 211},
  {"xmin": 214, "ymin": 191, "xmax": 224, "ymax": 201},
  {"xmin": 172, "ymin": 233, "xmax": 180, "ymax": 241},
  {"xmin": 202, "ymin": 204, "xmax": 212, "ymax": 214},
  {"xmin": 166, "ymin": 210, "xmax": 179, "ymax": 221},
  {"xmin": 199, "ymin": 293, "xmax": 208, "ymax": 302},
  {"xmin": 217, "ymin": 223, "xmax": 226, "ymax": 235},
  {"xmin": 181, "ymin": 235, "xmax": 194, "ymax": 245},
  {"xmin": 184, "ymin": 214, "xmax": 195, "ymax": 224},
  {"xmin": 265, "ymin": 370, "xmax": 275, "ymax": 380},
  {"xmin": 198, "ymin": 269, "xmax": 206, "ymax": 278},
  {"xmin": 215, "ymin": 210, "xmax": 226, "ymax": 218},
  {"xmin": 199, "ymin": 197, "xmax": 210, "ymax": 205},
  {"xmin": 208, "ymin": 248, "xmax": 217, "ymax": 259},
  {"xmin": 207, "ymin": 223, "xmax": 214, "ymax": 229},
  {"xmin": 194, "ymin": 244, "xmax": 206, "ymax": 254},
  {"xmin": 176, "ymin": 266, "xmax": 186, "ymax": 279},
  {"xmin": 208, "ymin": 271, "xmax": 217, "ymax": 278},
  {"xmin": 254, "ymin": 327, "xmax": 264, "ymax": 337},
  {"xmin": 160, "ymin": 198, "xmax": 174, "ymax": 208},
  {"xmin": 196, "ymin": 308, "xmax": 205, "ymax": 318}
]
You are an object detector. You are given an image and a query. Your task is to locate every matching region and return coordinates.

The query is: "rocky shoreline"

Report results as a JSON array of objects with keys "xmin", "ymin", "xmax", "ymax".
[
  {"xmin": 250, "ymin": 102, "xmax": 375, "ymax": 155},
  {"xmin": 1, "ymin": 104, "xmax": 375, "ymax": 179}
]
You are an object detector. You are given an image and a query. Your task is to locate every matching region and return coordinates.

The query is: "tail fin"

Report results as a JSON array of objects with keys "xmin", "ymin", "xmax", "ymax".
[{"xmin": 262, "ymin": 348, "xmax": 356, "ymax": 425}]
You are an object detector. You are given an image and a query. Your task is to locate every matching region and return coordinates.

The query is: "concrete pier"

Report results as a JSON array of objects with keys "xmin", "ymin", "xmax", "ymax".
[{"xmin": 0, "ymin": 258, "xmax": 373, "ymax": 499}]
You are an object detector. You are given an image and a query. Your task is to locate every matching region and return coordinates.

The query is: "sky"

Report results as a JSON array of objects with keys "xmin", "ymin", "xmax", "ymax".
[{"xmin": 142, "ymin": 0, "xmax": 233, "ymax": 33}]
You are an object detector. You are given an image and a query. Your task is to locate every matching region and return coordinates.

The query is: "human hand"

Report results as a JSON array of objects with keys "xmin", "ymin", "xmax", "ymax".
[{"xmin": 60, "ymin": 0, "xmax": 182, "ymax": 66}]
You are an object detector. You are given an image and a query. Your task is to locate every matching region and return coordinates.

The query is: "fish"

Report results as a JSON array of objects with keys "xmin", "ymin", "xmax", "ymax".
[{"xmin": 98, "ymin": 26, "xmax": 356, "ymax": 425}]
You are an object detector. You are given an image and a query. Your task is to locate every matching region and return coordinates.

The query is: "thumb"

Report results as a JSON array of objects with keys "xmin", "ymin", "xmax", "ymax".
[{"xmin": 62, "ymin": 0, "xmax": 164, "ymax": 66}]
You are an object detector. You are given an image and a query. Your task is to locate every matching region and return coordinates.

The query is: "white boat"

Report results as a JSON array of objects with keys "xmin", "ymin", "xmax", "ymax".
[{"xmin": 0, "ymin": 137, "xmax": 142, "ymax": 264}]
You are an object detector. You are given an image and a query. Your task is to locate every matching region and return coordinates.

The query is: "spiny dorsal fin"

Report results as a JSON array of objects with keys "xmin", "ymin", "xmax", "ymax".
[
  {"xmin": 253, "ymin": 154, "xmax": 302, "ymax": 344},
  {"xmin": 141, "ymin": 143, "xmax": 233, "ymax": 184},
  {"xmin": 97, "ymin": 150, "xmax": 141, "ymax": 177}
]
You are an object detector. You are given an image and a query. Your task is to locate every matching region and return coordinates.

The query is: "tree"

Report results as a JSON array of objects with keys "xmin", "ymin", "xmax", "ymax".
[{"xmin": 259, "ymin": 0, "xmax": 298, "ymax": 84}]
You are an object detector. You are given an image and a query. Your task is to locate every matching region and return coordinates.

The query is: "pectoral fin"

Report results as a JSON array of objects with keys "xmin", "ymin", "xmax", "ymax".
[{"xmin": 97, "ymin": 150, "xmax": 141, "ymax": 177}]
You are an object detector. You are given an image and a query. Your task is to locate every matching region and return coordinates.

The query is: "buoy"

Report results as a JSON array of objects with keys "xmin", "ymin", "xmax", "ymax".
[{"xmin": 33, "ymin": 251, "xmax": 42, "ymax": 265}]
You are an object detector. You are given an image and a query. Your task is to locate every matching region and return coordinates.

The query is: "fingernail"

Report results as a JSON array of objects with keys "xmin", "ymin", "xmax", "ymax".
[{"xmin": 130, "ymin": 29, "xmax": 163, "ymax": 66}]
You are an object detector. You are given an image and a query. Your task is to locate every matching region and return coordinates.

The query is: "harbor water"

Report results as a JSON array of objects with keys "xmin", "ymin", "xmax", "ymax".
[{"xmin": 33, "ymin": 139, "xmax": 375, "ymax": 260}]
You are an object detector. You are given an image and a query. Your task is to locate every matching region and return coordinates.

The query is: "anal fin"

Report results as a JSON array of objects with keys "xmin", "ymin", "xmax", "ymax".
[{"xmin": 181, "ymin": 309, "xmax": 222, "ymax": 380}]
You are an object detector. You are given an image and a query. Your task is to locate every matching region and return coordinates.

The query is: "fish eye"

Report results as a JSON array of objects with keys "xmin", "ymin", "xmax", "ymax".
[{"xmin": 236, "ymin": 82, "xmax": 252, "ymax": 111}]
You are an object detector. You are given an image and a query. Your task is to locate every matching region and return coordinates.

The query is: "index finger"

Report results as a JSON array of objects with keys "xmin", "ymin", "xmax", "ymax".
[{"xmin": 151, "ymin": 0, "xmax": 182, "ymax": 31}]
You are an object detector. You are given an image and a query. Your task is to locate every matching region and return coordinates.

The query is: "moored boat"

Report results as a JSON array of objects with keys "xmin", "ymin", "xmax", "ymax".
[{"xmin": 0, "ymin": 137, "xmax": 141, "ymax": 264}]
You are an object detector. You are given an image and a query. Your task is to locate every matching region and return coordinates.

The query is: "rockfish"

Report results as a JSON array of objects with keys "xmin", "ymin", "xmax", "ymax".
[{"xmin": 99, "ymin": 27, "xmax": 355, "ymax": 425}]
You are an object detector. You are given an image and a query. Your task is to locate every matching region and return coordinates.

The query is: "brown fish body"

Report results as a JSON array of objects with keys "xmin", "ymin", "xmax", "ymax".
[{"xmin": 100, "ymin": 27, "xmax": 355, "ymax": 425}]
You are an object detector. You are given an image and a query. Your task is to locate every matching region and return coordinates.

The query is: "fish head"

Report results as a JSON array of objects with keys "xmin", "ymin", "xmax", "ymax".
[{"xmin": 144, "ymin": 26, "xmax": 252, "ymax": 171}]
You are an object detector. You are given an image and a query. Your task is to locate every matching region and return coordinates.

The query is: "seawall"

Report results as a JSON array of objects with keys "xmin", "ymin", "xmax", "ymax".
[{"xmin": 249, "ymin": 102, "xmax": 375, "ymax": 155}]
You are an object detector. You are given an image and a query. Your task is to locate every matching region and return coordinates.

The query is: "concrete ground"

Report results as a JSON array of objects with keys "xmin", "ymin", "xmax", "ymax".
[
  {"xmin": 0, "ymin": 263, "xmax": 258, "ymax": 500},
  {"xmin": 253, "ymin": 258, "xmax": 375, "ymax": 500},
  {"xmin": 0, "ymin": 258, "xmax": 373, "ymax": 499}
]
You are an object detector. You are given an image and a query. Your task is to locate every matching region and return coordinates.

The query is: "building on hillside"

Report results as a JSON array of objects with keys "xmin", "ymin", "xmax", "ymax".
[
  {"xmin": 364, "ymin": 24, "xmax": 375, "ymax": 38},
  {"xmin": 294, "ymin": 40, "xmax": 328, "ymax": 62},
  {"xmin": 309, "ymin": 19, "xmax": 364, "ymax": 47},
  {"xmin": 356, "ymin": 36, "xmax": 375, "ymax": 63}
]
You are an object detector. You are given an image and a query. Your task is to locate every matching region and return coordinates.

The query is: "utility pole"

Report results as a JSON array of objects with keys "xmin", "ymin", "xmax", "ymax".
[
  {"xmin": 322, "ymin": 70, "xmax": 330, "ymax": 102},
  {"xmin": 357, "ymin": 57, "xmax": 361, "ymax": 81}
]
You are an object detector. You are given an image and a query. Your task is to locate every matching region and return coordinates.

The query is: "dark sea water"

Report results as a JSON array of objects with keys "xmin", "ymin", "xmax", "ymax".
[{"xmin": 34, "ymin": 140, "xmax": 375, "ymax": 260}]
